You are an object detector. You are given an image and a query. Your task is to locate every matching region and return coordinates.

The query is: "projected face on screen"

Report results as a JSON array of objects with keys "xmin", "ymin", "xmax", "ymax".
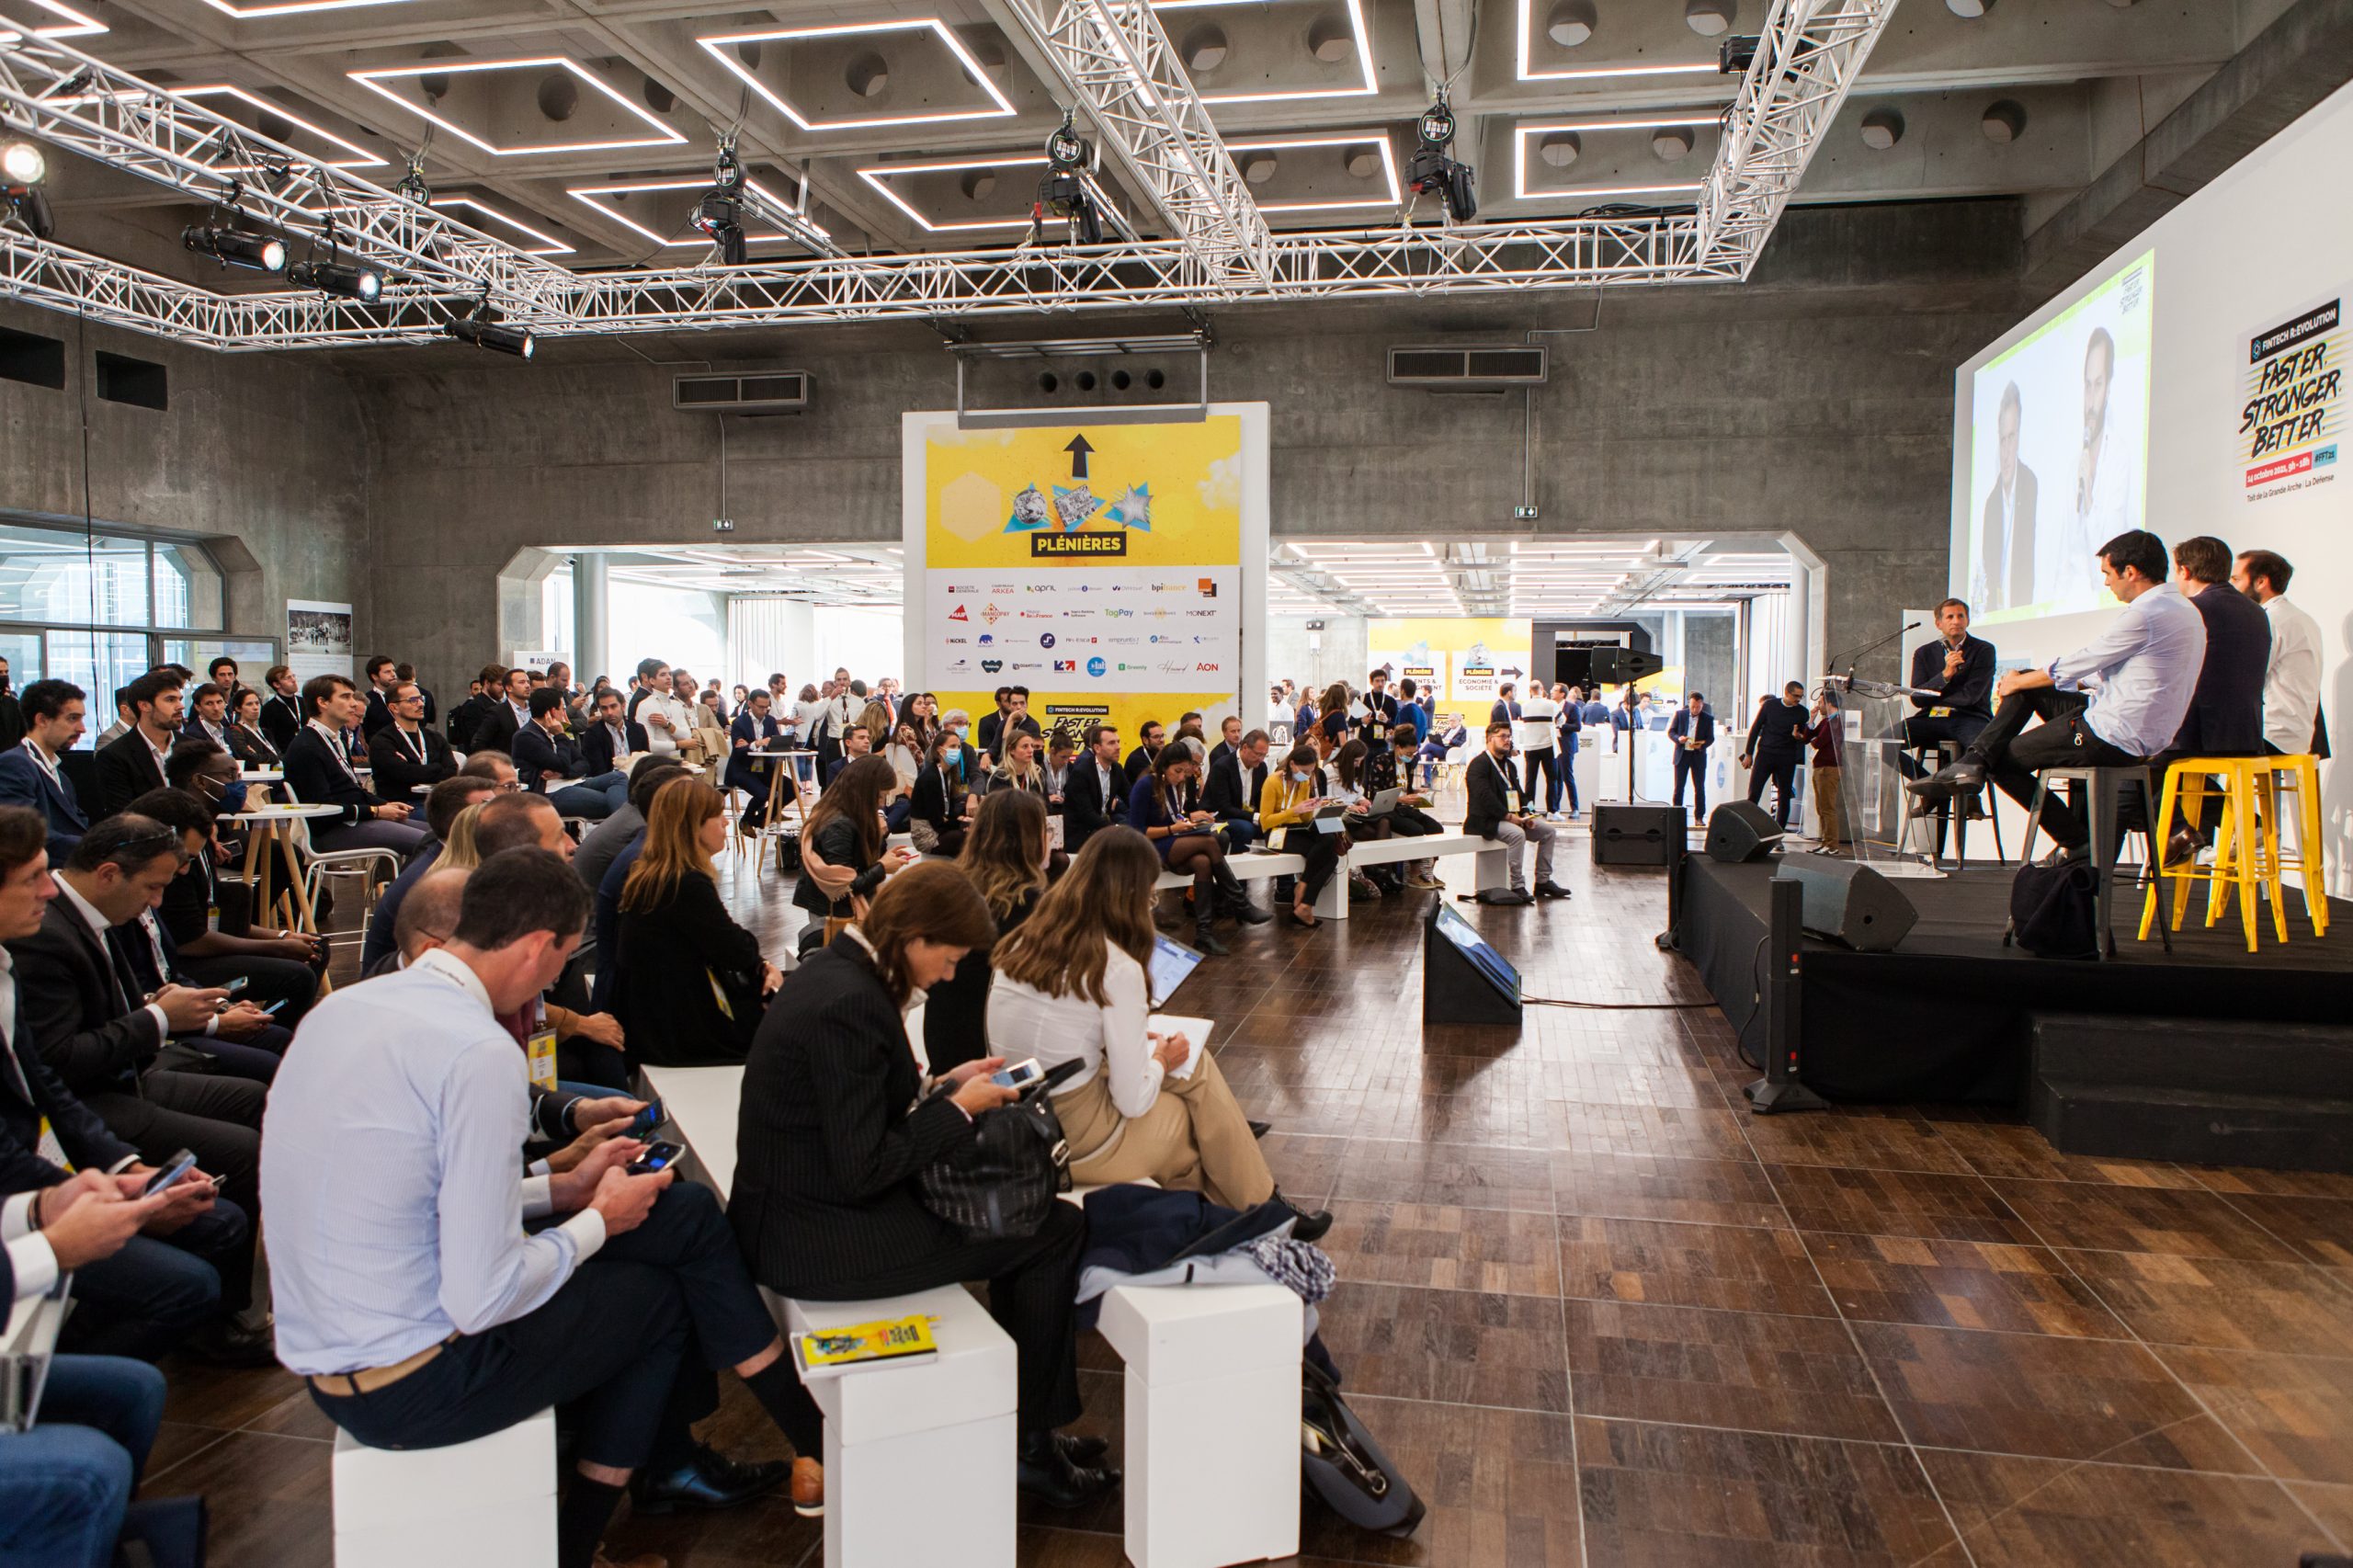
[{"xmin": 1961, "ymin": 251, "xmax": 2154, "ymax": 623}]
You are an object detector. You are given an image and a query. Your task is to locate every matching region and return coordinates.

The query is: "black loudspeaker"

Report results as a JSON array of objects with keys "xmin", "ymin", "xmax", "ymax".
[
  {"xmin": 1705, "ymin": 801, "xmax": 1785, "ymax": 863},
  {"xmin": 1592, "ymin": 803, "xmax": 1687, "ymax": 867},
  {"xmin": 1552, "ymin": 646, "xmax": 1594, "ymax": 687},
  {"xmin": 1772, "ymin": 853, "xmax": 1917, "ymax": 953},
  {"xmin": 1589, "ymin": 647, "xmax": 1665, "ymax": 685}
]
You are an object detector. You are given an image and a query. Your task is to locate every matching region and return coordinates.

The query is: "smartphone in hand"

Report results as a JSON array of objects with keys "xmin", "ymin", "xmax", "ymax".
[{"xmin": 627, "ymin": 1141, "xmax": 683, "ymax": 1176}]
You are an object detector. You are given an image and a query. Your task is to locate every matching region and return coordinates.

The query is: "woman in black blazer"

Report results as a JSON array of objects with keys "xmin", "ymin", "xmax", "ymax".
[
  {"xmin": 616, "ymin": 778, "xmax": 781, "ymax": 1065},
  {"xmin": 790, "ymin": 756, "xmax": 915, "ymax": 949},
  {"xmin": 732, "ymin": 862, "xmax": 1116, "ymax": 1507},
  {"xmin": 924, "ymin": 790, "xmax": 1048, "ymax": 1073},
  {"xmin": 226, "ymin": 688, "xmax": 281, "ymax": 768}
]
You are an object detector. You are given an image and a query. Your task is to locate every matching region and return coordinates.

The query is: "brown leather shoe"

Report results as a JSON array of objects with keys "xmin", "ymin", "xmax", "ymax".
[{"xmin": 790, "ymin": 1456, "xmax": 824, "ymax": 1518}]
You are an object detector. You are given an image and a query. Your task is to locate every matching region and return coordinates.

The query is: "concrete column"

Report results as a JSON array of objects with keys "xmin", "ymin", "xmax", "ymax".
[{"xmin": 574, "ymin": 553, "xmax": 610, "ymax": 689}]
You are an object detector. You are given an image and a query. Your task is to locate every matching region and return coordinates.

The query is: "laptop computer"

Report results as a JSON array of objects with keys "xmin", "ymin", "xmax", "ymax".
[
  {"xmin": 1366, "ymin": 786, "xmax": 1404, "ymax": 816},
  {"xmin": 1147, "ymin": 932, "xmax": 1205, "ymax": 1008}
]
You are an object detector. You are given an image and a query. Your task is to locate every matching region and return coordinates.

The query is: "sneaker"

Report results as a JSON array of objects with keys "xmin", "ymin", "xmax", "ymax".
[
  {"xmin": 790, "ymin": 1457, "xmax": 824, "ymax": 1519},
  {"xmin": 1405, "ymin": 872, "xmax": 1446, "ymax": 892}
]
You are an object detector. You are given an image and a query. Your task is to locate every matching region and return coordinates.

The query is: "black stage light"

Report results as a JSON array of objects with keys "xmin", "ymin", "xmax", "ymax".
[
  {"xmin": 691, "ymin": 142, "xmax": 753, "ymax": 266},
  {"xmin": 288, "ymin": 258, "xmax": 383, "ymax": 302},
  {"xmin": 1407, "ymin": 97, "xmax": 1477, "ymax": 223},
  {"xmin": 1031, "ymin": 116, "xmax": 1102, "ymax": 244},
  {"xmin": 443, "ymin": 307, "xmax": 533, "ymax": 358},
  {"xmin": 183, "ymin": 222, "xmax": 287, "ymax": 273},
  {"xmin": 1720, "ymin": 34, "xmax": 1760, "ymax": 73}
]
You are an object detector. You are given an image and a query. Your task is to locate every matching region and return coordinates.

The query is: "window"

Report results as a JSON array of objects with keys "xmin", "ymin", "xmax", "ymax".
[
  {"xmin": 94, "ymin": 351, "xmax": 167, "ymax": 411},
  {"xmin": 0, "ymin": 327, "xmax": 65, "ymax": 391},
  {"xmin": 0, "ymin": 518, "xmax": 250, "ymax": 746}
]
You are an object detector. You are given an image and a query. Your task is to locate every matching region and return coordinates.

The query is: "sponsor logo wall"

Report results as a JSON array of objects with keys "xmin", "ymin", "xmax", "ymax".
[{"xmin": 905, "ymin": 412, "xmax": 1266, "ymax": 744}]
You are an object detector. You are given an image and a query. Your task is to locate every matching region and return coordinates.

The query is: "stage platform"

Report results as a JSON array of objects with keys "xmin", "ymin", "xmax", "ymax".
[{"xmin": 1678, "ymin": 855, "xmax": 2353, "ymax": 1106}]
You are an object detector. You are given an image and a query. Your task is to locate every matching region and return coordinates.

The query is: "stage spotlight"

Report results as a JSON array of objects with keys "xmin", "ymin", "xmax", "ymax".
[
  {"xmin": 288, "ymin": 259, "xmax": 383, "ymax": 302},
  {"xmin": 182, "ymin": 222, "xmax": 287, "ymax": 273},
  {"xmin": 1406, "ymin": 97, "xmax": 1477, "ymax": 223},
  {"xmin": 1719, "ymin": 34, "xmax": 1760, "ymax": 73},
  {"xmin": 1, "ymin": 141, "xmax": 46, "ymax": 188},
  {"xmin": 690, "ymin": 142, "xmax": 752, "ymax": 266},
  {"xmin": 5, "ymin": 187, "xmax": 55, "ymax": 241},
  {"xmin": 1029, "ymin": 115, "xmax": 1102, "ymax": 244},
  {"xmin": 443, "ymin": 305, "xmax": 533, "ymax": 358}
]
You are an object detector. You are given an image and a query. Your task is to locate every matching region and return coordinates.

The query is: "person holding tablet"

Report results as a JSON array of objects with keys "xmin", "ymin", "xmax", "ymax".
[{"xmin": 987, "ymin": 829, "xmax": 1324, "ymax": 1238}]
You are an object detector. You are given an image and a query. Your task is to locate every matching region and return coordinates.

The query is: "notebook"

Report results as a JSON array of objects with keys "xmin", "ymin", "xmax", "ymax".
[{"xmin": 1145, "ymin": 1014, "xmax": 1212, "ymax": 1081}]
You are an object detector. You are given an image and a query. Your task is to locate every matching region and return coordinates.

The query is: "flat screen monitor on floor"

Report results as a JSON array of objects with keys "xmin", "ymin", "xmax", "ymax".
[
  {"xmin": 1148, "ymin": 933, "xmax": 1204, "ymax": 1008},
  {"xmin": 1431, "ymin": 904, "xmax": 1520, "ymax": 1006}
]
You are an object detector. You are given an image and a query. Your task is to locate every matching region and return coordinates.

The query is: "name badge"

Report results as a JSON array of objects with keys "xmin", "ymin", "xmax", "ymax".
[
  {"xmin": 36, "ymin": 1116, "xmax": 67, "ymax": 1171},
  {"xmin": 1929, "ymin": 706, "xmax": 1953, "ymax": 719},
  {"xmin": 526, "ymin": 1028, "xmax": 559, "ymax": 1091}
]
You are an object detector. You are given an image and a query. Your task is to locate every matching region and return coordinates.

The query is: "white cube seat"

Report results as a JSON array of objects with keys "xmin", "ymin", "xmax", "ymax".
[
  {"xmin": 331, "ymin": 1405, "xmax": 556, "ymax": 1568},
  {"xmin": 1099, "ymin": 1283, "xmax": 1303, "ymax": 1568}
]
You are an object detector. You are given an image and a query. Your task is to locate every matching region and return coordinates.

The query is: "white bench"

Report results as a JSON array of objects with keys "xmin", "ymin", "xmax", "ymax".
[
  {"xmin": 332, "ymin": 1406, "xmax": 556, "ymax": 1568},
  {"xmin": 774, "ymin": 1285, "xmax": 1017, "ymax": 1568},
  {"xmin": 1155, "ymin": 830, "xmax": 1506, "ymax": 919},
  {"xmin": 639, "ymin": 1063, "xmax": 745, "ymax": 1200},
  {"xmin": 1099, "ymin": 1282, "xmax": 1302, "ymax": 1568}
]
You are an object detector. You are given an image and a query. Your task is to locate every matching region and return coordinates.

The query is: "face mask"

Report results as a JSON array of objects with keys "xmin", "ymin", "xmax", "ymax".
[
  {"xmin": 216, "ymin": 778, "xmax": 249, "ymax": 813},
  {"xmin": 1291, "ymin": 768, "xmax": 1310, "ymax": 783}
]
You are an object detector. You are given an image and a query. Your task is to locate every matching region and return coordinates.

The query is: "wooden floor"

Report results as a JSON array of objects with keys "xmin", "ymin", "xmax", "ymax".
[{"xmin": 157, "ymin": 816, "xmax": 2353, "ymax": 1567}]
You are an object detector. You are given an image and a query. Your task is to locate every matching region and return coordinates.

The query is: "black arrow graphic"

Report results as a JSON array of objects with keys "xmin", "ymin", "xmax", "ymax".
[{"xmin": 1065, "ymin": 434, "xmax": 1094, "ymax": 480}]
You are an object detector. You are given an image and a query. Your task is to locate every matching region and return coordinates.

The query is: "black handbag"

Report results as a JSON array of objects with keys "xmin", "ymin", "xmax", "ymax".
[
  {"xmin": 2008, "ymin": 858, "xmax": 2101, "ymax": 959},
  {"xmin": 1302, "ymin": 1357, "xmax": 1425, "ymax": 1539},
  {"xmin": 917, "ymin": 1062, "xmax": 1080, "ymax": 1241}
]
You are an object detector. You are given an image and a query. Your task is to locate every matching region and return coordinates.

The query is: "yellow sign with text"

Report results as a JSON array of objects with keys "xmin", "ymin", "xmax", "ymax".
[{"xmin": 920, "ymin": 418, "xmax": 1245, "ymax": 745}]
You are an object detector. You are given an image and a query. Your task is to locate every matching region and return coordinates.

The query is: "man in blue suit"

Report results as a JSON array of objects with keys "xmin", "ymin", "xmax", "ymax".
[{"xmin": 0, "ymin": 679, "xmax": 91, "ymax": 862}]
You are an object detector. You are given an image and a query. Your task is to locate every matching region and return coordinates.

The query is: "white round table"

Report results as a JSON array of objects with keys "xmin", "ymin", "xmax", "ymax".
[{"xmin": 218, "ymin": 804, "xmax": 340, "ymax": 936}]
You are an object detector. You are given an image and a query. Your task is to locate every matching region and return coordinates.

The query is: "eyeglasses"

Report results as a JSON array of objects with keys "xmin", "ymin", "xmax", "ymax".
[{"xmin": 494, "ymin": 779, "xmax": 523, "ymax": 791}]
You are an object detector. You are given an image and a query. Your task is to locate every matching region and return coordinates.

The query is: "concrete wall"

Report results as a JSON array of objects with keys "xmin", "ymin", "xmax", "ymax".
[
  {"xmin": 0, "ymin": 299, "xmax": 371, "ymax": 652},
  {"xmin": 0, "ymin": 199, "xmax": 2032, "ymax": 703}
]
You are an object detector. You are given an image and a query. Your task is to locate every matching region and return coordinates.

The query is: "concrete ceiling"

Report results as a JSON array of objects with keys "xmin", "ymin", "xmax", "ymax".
[{"xmin": 12, "ymin": 0, "xmax": 2300, "ymax": 289}]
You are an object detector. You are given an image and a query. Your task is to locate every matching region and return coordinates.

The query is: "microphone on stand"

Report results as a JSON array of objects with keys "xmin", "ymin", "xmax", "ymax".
[{"xmin": 1825, "ymin": 621, "xmax": 1922, "ymax": 685}]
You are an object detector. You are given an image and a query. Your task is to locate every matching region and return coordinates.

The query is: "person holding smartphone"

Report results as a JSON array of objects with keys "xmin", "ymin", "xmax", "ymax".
[{"xmin": 1256, "ymin": 744, "xmax": 1347, "ymax": 927}]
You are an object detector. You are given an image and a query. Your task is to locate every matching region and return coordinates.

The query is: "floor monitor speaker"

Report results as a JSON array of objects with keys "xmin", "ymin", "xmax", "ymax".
[
  {"xmin": 1773, "ymin": 853, "xmax": 1917, "ymax": 953},
  {"xmin": 1591, "ymin": 803, "xmax": 1686, "ymax": 867},
  {"xmin": 1705, "ymin": 801, "xmax": 1784, "ymax": 863}
]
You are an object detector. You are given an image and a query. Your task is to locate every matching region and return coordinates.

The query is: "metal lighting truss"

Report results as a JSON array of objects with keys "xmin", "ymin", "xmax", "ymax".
[
  {"xmin": 994, "ymin": 0, "xmax": 1275, "ymax": 287},
  {"xmin": 0, "ymin": 0, "xmax": 1894, "ymax": 347},
  {"xmin": 0, "ymin": 30, "xmax": 575, "ymax": 324},
  {"xmin": 1698, "ymin": 0, "xmax": 1899, "ymax": 275}
]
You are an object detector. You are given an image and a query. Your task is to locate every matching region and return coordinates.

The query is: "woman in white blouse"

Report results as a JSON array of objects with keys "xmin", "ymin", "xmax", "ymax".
[{"xmin": 987, "ymin": 827, "xmax": 1324, "ymax": 1233}]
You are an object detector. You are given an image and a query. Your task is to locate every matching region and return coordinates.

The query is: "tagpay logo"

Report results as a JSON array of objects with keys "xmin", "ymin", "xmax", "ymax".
[{"xmin": 1104, "ymin": 608, "xmax": 1134, "ymax": 619}]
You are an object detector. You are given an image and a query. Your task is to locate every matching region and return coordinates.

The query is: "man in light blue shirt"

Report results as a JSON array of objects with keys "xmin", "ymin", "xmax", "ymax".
[
  {"xmin": 263, "ymin": 847, "xmax": 825, "ymax": 1565},
  {"xmin": 1909, "ymin": 528, "xmax": 2205, "ymax": 858}
]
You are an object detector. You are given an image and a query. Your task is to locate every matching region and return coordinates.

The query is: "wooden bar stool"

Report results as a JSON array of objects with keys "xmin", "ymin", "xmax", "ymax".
[
  {"xmin": 2140, "ymin": 756, "xmax": 2277, "ymax": 951},
  {"xmin": 2257, "ymin": 753, "xmax": 2329, "ymax": 937}
]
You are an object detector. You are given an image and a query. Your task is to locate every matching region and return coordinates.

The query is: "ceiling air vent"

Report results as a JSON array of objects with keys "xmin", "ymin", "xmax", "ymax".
[
  {"xmin": 1386, "ymin": 346, "xmax": 1548, "ymax": 391},
  {"xmin": 672, "ymin": 370, "xmax": 811, "ymax": 415}
]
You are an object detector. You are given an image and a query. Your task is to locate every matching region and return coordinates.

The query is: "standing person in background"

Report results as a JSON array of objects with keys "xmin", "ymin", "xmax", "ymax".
[
  {"xmin": 1514, "ymin": 683, "xmax": 1560, "ymax": 820},
  {"xmin": 1488, "ymin": 682, "xmax": 1518, "ymax": 731},
  {"xmin": 446, "ymin": 665, "xmax": 502, "ymax": 754},
  {"xmin": 1742, "ymin": 683, "xmax": 1811, "ymax": 830},
  {"xmin": 1668, "ymin": 693, "xmax": 1714, "ymax": 825},
  {"xmin": 1393, "ymin": 679, "xmax": 1430, "ymax": 748},
  {"xmin": 1358, "ymin": 670, "xmax": 1399, "ymax": 744},
  {"xmin": 360, "ymin": 655, "xmax": 401, "ymax": 737},
  {"xmin": 1807, "ymin": 691, "xmax": 1845, "ymax": 854},
  {"xmin": 1551, "ymin": 683, "xmax": 1581, "ymax": 817},
  {"xmin": 789, "ymin": 683, "xmax": 825, "ymax": 749}
]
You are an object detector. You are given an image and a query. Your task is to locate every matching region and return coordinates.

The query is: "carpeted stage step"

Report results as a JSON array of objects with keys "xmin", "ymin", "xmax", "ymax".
[{"xmin": 2029, "ymin": 1011, "xmax": 2353, "ymax": 1173}]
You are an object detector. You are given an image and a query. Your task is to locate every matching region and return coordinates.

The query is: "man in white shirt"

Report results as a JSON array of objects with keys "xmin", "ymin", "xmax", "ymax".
[
  {"xmin": 264, "ymin": 849, "xmax": 828, "ymax": 1560},
  {"xmin": 1912, "ymin": 528, "xmax": 2205, "ymax": 858},
  {"xmin": 2234, "ymin": 548, "xmax": 2325, "ymax": 757},
  {"xmin": 630, "ymin": 659, "xmax": 692, "ymax": 759},
  {"xmin": 2047, "ymin": 327, "xmax": 2138, "ymax": 604},
  {"xmin": 1513, "ymin": 685, "xmax": 1561, "ymax": 819}
]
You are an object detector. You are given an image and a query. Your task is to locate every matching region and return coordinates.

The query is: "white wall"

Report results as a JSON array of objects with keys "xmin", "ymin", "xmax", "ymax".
[{"xmin": 1951, "ymin": 80, "xmax": 2353, "ymax": 892}]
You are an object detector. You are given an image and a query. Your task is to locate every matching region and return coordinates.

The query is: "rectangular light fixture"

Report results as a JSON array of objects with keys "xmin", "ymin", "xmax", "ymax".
[
  {"xmin": 856, "ymin": 154, "xmax": 1049, "ymax": 233},
  {"xmin": 1515, "ymin": 0, "xmax": 1720, "ymax": 84},
  {"xmin": 428, "ymin": 195, "xmax": 574, "ymax": 256},
  {"xmin": 1222, "ymin": 133, "xmax": 1399, "ymax": 212},
  {"xmin": 0, "ymin": 0, "xmax": 104, "ymax": 39},
  {"xmin": 698, "ymin": 20, "xmax": 1016, "ymax": 131},
  {"xmin": 348, "ymin": 58, "xmax": 687, "ymax": 156},
  {"xmin": 199, "ymin": 0, "xmax": 408, "ymax": 15},
  {"xmin": 567, "ymin": 176, "xmax": 826, "ymax": 247},
  {"xmin": 171, "ymin": 85, "xmax": 387, "ymax": 169},
  {"xmin": 1150, "ymin": 0, "xmax": 1377, "ymax": 103}
]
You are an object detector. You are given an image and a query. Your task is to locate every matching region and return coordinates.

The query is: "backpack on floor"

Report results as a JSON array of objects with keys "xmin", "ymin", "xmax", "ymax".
[
  {"xmin": 1301, "ymin": 1355, "xmax": 1425, "ymax": 1539},
  {"xmin": 2008, "ymin": 858, "xmax": 2101, "ymax": 960}
]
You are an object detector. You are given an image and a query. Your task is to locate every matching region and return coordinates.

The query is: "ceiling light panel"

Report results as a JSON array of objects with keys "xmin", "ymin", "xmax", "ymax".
[
  {"xmin": 0, "ymin": 0, "xmax": 103, "ymax": 39},
  {"xmin": 428, "ymin": 195, "xmax": 574, "ymax": 255},
  {"xmin": 199, "ymin": 0, "xmax": 409, "ymax": 16},
  {"xmin": 348, "ymin": 58, "xmax": 687, "ymax": 156},
  {"xmin": 697, "ymin": 20, "xmax": 1016, "ymax": 132},
  {"xmin": 857, "ymin": 154, "xmax": 1048, "ymax": 233},
  {"xmin": 1150, "ymin": 0, "xmax": 1378, "ymax": 104},
  {"xmin": 1221, "ymin": 133, "xmax": 1399, "ymax": 213},
  {"xmin": 172, "ymin": 85, "xmax": 387, "ymax": 169},
  {"xmin": 565, "ymin": 174, "xmax": 825, "ymax": 249},
  {"xmin": 1515, "ymin": 0, "xmax": 1722, "ymax": 82}
]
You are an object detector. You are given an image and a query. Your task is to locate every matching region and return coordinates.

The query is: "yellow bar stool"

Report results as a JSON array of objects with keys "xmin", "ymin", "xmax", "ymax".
[
  {"xmin": 2256, "ymin": 753, "xmax": 2329, "ymax": 937},
  {"xmin": 2140, "ymin": 756, "xmax": 2279, "ymax": 951}
]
